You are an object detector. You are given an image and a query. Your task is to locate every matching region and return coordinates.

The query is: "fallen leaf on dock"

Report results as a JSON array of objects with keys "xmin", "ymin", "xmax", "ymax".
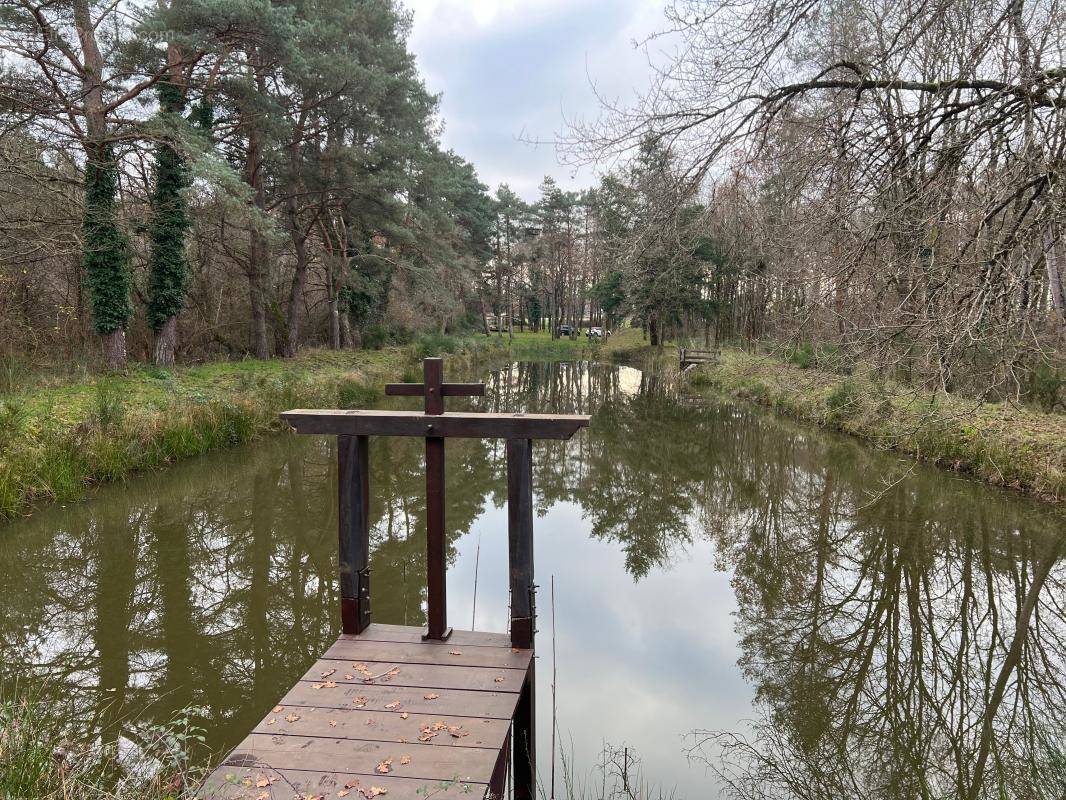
[
  {"xmin": 284, "ymin": 713, "xmax": 301, "ymax": 723},
  {"xmin": 265, "ymin": 717, "xmax": 276, "ymax": 726},
  {"xmin": 384, "ymin": 701, "xmax": 401, "ymax": 710},
  {"xmin": 399, "ymin": 755, "xmax": 411, "ymax": 765},
  {"xmin": 352, "ymin": 696, "xmax": 368, "ymax": 707},
  {"xmin": 364, "ymin": 787, "xmax": 387, "ymax": 798},
  {"xmin": 272, "ymin": 705, "xmax": 284, "ymax": 713},
  {"xmin": 494, "ymin": 677, "xmax": 504, "ymax": 683},
  {"xmin": 449, "ymin": 650, "xmax": 462, "ymax": 655},
  {"xmin": 320, "ymin": 668, "xmax": 336, "ymax": 678},
  {"xmin": 423, "ymin": 693, "xmax": 439, "ymax": 700},
  {"xmin": 399, "ymin": 712, "xmax": 409, "ymax": 720},
  {"xmin": 329, "ymin": 720, "xmax": 338, "ymax": 727},
  {"xmin": 375, "ymin": 758, "xmax": 393, "ymax": 774}
]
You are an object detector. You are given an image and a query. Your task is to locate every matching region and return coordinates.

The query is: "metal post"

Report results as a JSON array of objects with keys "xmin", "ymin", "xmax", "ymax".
[{"xmin": 337, "ymin": 434, "xmax": 370, "ymax": 634}]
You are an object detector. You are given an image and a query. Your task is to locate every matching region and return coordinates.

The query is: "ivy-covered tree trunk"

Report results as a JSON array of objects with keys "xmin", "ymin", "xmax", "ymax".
[
  {"xmin": 147, "ymin": 53, "xmax": 191, "ymax": 367},
  {"xmin": 74, "ymin": 0, "xmax": 131, "ymax": 369},
  {"xmin": 83, "ymin": 146, "xmax": 133, "ymax": 369}
]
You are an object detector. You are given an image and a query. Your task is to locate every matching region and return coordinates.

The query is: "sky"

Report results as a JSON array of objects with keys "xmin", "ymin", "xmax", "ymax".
[{"xmin": 404, "ymin": 0, "xmax": 669, "ymax": 201}]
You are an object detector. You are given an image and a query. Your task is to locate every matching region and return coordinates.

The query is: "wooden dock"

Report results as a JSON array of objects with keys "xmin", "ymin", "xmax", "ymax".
[
  {"xmin": 199, "ymin": 358, "xmax": 589, "ymax": 800},
  {"xmin": 201, "ymin": 625, "xmax": 532, "ymax": 799}
]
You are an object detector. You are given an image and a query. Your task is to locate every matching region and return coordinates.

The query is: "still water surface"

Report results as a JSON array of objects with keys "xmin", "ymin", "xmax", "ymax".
[{"xmin": 1, "ymin": 360, "xmax": 1064, "ymax": 798}]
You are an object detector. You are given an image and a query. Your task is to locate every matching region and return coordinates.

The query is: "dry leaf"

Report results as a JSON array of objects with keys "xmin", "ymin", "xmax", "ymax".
[
  {"xmin": 265, "ymin": 717, "xmax": 277, "ymax": 726},
  {"xmin": 423, "ymin": 693, "xmax": 439, "ymax": 700},
  {"xmin": 322, "ymin": 681, "xmax": 338, "ymax": 688},
  {"xmin": 449, "ymin": 650, "xmax": 462, "ymax": 655},
  {"xmin": 329, "ymin": 720, "xmax": 338, "ymax": 727},
  {"xmin": 375, "ymin": 758, "xmax": 393, "ymax": 774},
  {"xmin": 338, "ymin": 792, "xmax": 349, "ymax": 798},
  {"xmin": 272, "ymin": 705, "xmax": 284, "ymax": 713},
  {"xmin": 256, "ymin": 778, "xmax": 270, "ymax": 788},
  {"xmin": 321, "ymin": 668, "xmax": 336, "ymax": 678},
  {"xmin": 384, "ymin": 701, "xmax": 400, "ymax": 710},
  {"xmin": 493, "ymin": 677, "xmax": 504, "ymax": 683},
  {"xmin": 364, "ymin": 787, "xmax": 388, "ymax": 798},
  {"xmin": 399, "ymin": 712, "xmax": 409, "ymax": 720},
  {"xmin": 284, "ymin": 713, "xmax": 301, "ymax": 723},
  {"xmin": 256, "ymin": 793, "xmax": 269, "ymax": 800},
  {"xmin": 399, "ymin": 755, "xmax": 411, "ymax": 765}
]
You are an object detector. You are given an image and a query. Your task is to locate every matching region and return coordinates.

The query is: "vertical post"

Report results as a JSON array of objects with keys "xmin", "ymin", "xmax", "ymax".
[
  {"xmin": 423, "ymin": 357, "xmax": 450, "ymax": 640},
  {"xmin": 507, "ymin": 437, "xmax": 535, "ymax": 800},
  {"xmin": 337, "ymin": 434, "xmax": 370, "ymax": 634}
]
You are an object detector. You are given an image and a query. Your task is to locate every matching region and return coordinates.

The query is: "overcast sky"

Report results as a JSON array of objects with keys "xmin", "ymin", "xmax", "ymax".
[{"xmin": 404, "ymin": 0, "xmax": 667, "ymax": 201}]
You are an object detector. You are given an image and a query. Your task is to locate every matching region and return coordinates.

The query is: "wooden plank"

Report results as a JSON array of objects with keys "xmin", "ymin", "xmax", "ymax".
[
  {"xmin": 345, "ymin": 624, "xmax": 511, "ymax": 648},
  {"xmin": 278, "ymin": 682, "xmax": 521, "ymax": 719},
  {"xmin": 322, "ymin": 639, "xmax": 532, "ymax": 670},
  {"xmin": 384, "ymin": 383, "xmax": 486, "ymax": 398},
  {"xmin": 337, "ymin": 434, "xmax": 370, "ymax": 634},
  {"xmin": 202, "ymin": 768, "xmax": 484, "ymax": 799},
  {"xmin": 251, "ymin": 706, "xmax": 508, "ymax": 750},
  {"xmin": 281, "ymin": 409, "xmax": 590, "ymax": 440},
  {"xmin": 217, "ymin": 733, "xmax": 498, "ymax": 782},
  {"xmin": 424, "ymin": 434, "xmax": 448, "ymax": 640},
  {"xmin": 298, "ymin": 661, "xmax": 526, "ymax": 693}
]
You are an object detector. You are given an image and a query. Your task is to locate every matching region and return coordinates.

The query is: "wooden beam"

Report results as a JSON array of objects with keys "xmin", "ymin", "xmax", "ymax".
[
  {"xmin": 337, "ymin": 434, "xmax": 370, "ymax": 634},
  {"xmin": 384, "ymin": 383, "xmax": 487, "ymax": 397},
  {"xmin": 507, "ymin": 438, "xmax": 535, "ymax": 650},
  {"xmin": 282, "ymin": 410, "xmax": 590, "ymax": 440}
]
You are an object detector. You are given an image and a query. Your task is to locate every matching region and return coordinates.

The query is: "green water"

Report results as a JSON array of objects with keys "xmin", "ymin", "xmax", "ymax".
[{"xmin": 0, "ymin": 360, "xmax": 1063, "ymax": 798}]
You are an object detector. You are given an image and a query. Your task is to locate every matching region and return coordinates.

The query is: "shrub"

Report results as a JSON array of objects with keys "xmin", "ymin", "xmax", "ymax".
[
  {"xmin": 1028, "ymin": 364, "xmax": 1064, "ymax": 412},
  {"xmin": 825, "ymin": 380, "xmax": 859, "ymax": 424},
  {"xmin": 789, "ymin": 343, "xmax": 815, "ymax": 369}
]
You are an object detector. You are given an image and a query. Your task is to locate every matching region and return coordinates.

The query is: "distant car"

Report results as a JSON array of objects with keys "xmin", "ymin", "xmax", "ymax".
[
  {"xmin": 586, "ymin": 327, "xmax": 610, "ymax": 339},
  {"xmin": 557, "ymin": 324, "xmax": 574, "ymax": 337}
]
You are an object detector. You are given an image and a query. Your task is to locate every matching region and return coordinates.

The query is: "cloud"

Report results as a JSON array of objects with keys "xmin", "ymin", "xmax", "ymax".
[{"xmin": 404, "ymin": 0, "xmax": 666, "ymax": 200}]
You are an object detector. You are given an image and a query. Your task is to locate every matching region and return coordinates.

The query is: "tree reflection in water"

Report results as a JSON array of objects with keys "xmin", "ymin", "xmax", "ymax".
[{"xmin": 0, "ymin": 359, "xmax": 1063, "ymax": 798}]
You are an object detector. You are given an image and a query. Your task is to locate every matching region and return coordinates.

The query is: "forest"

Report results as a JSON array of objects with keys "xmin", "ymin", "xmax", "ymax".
[{"xmin": 1, "ymin": 0, "xmax": 1064, "ymax": 409}]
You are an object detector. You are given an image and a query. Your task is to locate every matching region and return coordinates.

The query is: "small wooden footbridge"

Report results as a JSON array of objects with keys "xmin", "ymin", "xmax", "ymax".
[
  {"xmin": 201, "ymin": 357, "xmax": 590, "ymax": 800},
  {"xmin": 679, "ymin": 347, "xmax": 719, "ymax": 371}
]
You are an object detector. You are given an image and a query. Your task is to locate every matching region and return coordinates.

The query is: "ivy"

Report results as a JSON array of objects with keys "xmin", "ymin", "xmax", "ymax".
[
  {"xmin": 147, "ymin": 78, "xmax": 191, "ymax": 332},
  {"xmin": 82, "ymin": 145, "xmax": 132, "ymax": 336}
]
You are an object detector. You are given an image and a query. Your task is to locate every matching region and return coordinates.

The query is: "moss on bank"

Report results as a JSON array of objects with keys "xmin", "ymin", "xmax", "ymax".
[{"xmin": 691, "ymin": 347, "xmax": 1066, "ymax": 503}]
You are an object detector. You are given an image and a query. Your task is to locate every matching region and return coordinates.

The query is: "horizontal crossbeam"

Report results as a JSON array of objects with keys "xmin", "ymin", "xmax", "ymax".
[
  {"xmin": 384, "ymin": 383, "xmax": 486, "ymax": 397},
  {"xmin": 281, "ymin": 409, "xmax": 590, "ymax": 440}
]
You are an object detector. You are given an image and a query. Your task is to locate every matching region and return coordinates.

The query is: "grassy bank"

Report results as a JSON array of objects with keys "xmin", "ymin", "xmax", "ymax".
[
  {"xmin": 0, "ymin": 330, "xmax": 641, "ymax": 521},
  {"xmin": 688, "ymin": 346, "xmax": 1066, "ymax": 503},
  {"xmin": 0, "ymin": 335, "xmax": 500, "ymax": 520}
]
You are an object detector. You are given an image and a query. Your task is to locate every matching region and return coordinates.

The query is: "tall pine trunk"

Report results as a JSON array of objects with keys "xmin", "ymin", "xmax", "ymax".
[{"xmin": 244, "ymin": 103, "xmax": 271, "ymax": 360}]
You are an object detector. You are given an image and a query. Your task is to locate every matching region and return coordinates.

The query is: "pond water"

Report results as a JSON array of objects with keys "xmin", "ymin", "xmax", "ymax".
[{"xmin": 1, "ymin": 359, "xmax": 1064, "ymax": 798}]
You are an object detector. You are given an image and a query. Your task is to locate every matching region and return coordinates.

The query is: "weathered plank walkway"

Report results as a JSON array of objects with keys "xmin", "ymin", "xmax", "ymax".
[
  {"xmin": 199, "ymin": 358, "xmax": 589, "ymax": 800},
  {"xmin": 201, "ymin": 625, "xmax": 531, "ymax": 799}
]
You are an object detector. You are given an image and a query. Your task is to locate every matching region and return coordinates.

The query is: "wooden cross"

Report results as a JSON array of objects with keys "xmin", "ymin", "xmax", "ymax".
[
  {"xmin": 282, "ymin": 358, "xmax": 589, "ymax": 645},
  {"xmin": 384, "ymin": 358, "xmax": 485, "ymax": 640}
]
